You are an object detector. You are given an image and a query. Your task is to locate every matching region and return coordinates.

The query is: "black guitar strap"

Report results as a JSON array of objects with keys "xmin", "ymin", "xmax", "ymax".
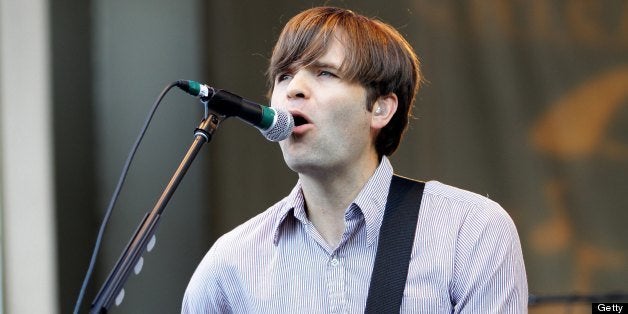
[{"xmin": 365, "ymin": 174, "xmax": 425, "ymax": 313}]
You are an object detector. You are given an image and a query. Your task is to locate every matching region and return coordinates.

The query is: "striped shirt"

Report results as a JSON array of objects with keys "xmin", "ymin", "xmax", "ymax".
[{"xmin": 182, "ymin": 157, "xmax": 528, "ymax": 313}]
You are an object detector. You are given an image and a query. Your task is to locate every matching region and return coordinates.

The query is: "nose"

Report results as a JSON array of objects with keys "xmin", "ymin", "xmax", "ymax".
[{"xmin": 286, "ymin": 71, "xmax": 310, "ymax": 100}]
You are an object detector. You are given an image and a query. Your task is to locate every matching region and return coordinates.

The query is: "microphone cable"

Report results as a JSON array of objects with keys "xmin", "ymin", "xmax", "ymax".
[{"xmin": 73, "ymin": 81, "xmax": 178, "ymax": 314}]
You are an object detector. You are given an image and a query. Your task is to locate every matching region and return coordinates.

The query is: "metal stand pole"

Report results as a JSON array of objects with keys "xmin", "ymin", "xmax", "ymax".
[{"xmin": 90, "ymin": 114, "xmax": 223, "ymax": 313}]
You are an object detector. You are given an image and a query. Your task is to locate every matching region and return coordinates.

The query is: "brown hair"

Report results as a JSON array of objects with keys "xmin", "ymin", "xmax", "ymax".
[{"xmin": 268, "ymin": 6, "xmax": 422, "ymax": 156}]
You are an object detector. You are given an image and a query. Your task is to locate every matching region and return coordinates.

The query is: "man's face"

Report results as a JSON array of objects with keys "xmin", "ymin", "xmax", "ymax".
[{"xmin": 271, "ymin": 35, "xmax": 376, "ymax": 176}]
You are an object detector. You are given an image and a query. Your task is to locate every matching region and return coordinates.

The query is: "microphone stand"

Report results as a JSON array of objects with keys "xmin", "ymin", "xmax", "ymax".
[{"xmin": 90, "ymin": 113, "xmax": 224, "ymax": 314}]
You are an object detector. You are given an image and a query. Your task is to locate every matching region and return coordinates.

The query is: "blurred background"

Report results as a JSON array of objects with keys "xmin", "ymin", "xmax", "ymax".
[{"xmin": 1, "ymin": 0, "xmax": 626, "ymax": 313}]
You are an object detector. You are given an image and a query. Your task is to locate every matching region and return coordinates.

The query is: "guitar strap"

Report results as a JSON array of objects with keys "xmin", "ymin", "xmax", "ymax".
[{"xmin": 365, "ymin": 174, "xmax": 425, "ymax": 313}]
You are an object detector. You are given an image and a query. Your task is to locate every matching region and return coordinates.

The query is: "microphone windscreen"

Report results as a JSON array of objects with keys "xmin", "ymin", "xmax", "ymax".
[{"xmin": 261, "ymin": 108, "xmax": 294, "ymax": 142}]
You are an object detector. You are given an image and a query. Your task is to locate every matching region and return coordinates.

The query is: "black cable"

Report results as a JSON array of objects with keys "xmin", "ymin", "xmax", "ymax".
[{"xmin": 73, "ymin": 81, "xmax": 179, "ymax": 314}]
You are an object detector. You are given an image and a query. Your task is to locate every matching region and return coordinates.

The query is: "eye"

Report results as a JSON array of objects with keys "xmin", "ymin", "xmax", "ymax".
[
  {"xmin": 276, "ymin": 73, "xmax": 292, "ymax": 83},
  {"xmin": 318, "ymin": 70, "xmax": 337, "ymax": 78}
]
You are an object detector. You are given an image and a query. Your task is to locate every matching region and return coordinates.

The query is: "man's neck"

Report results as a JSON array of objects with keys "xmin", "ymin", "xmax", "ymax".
[{"xmin": 299, "ymin": 154, "xmax": 380, "ymax": 248}]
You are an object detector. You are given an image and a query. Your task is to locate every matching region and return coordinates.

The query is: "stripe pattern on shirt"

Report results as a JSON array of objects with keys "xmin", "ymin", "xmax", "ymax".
[{"xmin": 182, "ymin": 157, "xmax": 528, "ymax": 313}]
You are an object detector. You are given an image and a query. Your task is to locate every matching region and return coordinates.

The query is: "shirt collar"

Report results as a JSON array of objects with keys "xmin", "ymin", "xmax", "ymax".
[{"xmin": 272, "ymin": 157, "xmax": 394, "ymax": 246}]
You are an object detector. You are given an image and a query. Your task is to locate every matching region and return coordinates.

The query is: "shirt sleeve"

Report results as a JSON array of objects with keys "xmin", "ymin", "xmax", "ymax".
[
  {"xmin": 450, "ymin": 201, "xmax": 528, "ymax": 313},
  {"xmin": 181, "ymin": 241, "xmax": 232, "ymax": 314}
]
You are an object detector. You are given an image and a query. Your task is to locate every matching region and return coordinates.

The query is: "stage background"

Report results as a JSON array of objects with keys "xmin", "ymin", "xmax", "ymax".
[{"xmin": 11, "ymin": 0, "xmax": 626, "ymax": 313}]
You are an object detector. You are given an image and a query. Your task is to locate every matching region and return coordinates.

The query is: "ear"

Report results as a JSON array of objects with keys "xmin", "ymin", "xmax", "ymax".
[{"xmin": 370, "ymin": 93, "xmax": 398, "ymax": 131}]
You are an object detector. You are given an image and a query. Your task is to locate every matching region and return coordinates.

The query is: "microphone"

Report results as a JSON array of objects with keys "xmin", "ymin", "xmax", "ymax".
[{"xmin": 176, "ymin": 80, "xmax": 294, "ymax": 142}]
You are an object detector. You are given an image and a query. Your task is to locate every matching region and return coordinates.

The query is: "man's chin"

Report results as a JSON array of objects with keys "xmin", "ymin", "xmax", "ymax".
[
  {"xmin": 285, "ymin": 160, "xmax": 316, "ymax": 174},
  {"xmin": 284, "ymin": 158, "xmax": 326, "ymax": 175}
]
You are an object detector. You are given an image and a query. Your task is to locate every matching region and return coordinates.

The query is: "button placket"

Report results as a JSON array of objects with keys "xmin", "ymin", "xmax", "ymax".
[{"xmin": 326, "ymin": 254, "xmax": 346, "ymax": 313}]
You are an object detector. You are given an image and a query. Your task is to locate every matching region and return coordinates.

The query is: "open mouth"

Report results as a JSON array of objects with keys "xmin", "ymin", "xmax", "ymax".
[
  {"xmin": 288, "ymin": 110, "xmax": 312, "ymax": 134},
  {"xmin": 293, "ymin": 115, "xmax": 308, "ymax": 127}
]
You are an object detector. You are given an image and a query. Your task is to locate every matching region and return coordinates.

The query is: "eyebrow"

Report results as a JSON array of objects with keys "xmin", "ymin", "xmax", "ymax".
[
  {"xmin": 309, "ymin": 60, "xmax": 341, "ymax": 70},
  {"xmin": 276, "ymin": 60, "xmax": 343, "ymax": 78}
]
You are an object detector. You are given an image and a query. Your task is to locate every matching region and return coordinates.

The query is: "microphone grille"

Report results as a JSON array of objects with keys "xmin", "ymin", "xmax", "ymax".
[{"xmin": 261, "ymin": 108, "xmax": 294, "ymax": 142}]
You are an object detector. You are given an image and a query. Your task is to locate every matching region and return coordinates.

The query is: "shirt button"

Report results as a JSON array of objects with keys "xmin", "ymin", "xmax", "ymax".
[{"xmin": 330, "ymin": 258, "xmax": 339, "ymax": 267}]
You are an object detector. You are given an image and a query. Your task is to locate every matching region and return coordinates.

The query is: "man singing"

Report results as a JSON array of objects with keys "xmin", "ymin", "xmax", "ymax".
[{"xmin": 183, "ymin": 6, "xmax": 528, "ymax": 313}]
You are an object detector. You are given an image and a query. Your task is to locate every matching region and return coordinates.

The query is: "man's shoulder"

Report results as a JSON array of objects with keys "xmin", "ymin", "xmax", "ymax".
[
  {"xmin": 424, "ymin": 180, "xmax": 499, "ymax": 207},
  {"xmin": 422, "ymin": 180, "xmax": 514, "ymax": 226},
  {"xmin": 419, "ymin": 180, "xmax": 522, "ymax": 261},
  {"xmin": 183, "ymin": 198, "xmax": 292, "ymax": 312}
]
